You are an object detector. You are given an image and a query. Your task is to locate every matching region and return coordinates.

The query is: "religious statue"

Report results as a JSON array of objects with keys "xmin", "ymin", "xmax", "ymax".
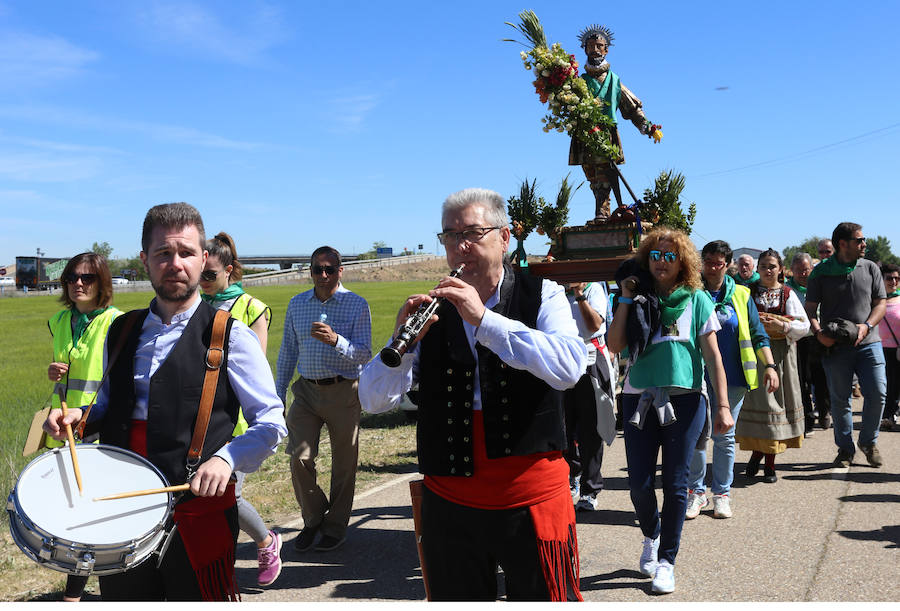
[{"xmin": 569, "ymin": 25, "xmax": 662, "ymax": 223}]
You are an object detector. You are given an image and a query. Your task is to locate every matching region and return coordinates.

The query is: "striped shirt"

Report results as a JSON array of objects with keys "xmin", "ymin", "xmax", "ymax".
[{"xmin": 275, "ymin": 283, "xmax": 372, "ymax": 402}]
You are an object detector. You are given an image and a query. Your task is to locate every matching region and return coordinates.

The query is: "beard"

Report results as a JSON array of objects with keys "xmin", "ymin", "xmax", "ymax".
[{"xmin": 151, "ymin": 273, "xmax": 199, "ymax": 303}]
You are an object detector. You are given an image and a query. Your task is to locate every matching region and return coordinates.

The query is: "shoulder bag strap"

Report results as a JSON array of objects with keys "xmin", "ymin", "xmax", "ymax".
[
  {"xmin": 75, "ymin": 310, "xmax": 142, "ymax": 439},
  {"xmin": 186, "ymin": 309, "xmax": 230, "ymax": 471}
]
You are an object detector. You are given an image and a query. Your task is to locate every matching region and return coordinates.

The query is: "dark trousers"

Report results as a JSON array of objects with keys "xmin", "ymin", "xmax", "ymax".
[
  {"xmin": 99, "ymin": 503, "xmax": 238, "ymax": 601},
  {"xmin": 885, "ymin": 347, "xmax": 899, "ymax": 421},
  {"xmin": 805, "ymin": 339, "xmax": 832, "ymax": 424},
  {"xmin": 797, "ymin": 337, "xmax": 817, "ymax": 424},
  {"xmin": 622, "ymin": 392, "xmax": 705, "ymax": 565},
  {"xmin": 420, "ymin": 485, "xmax": 552, "ymax": 601},
  {"xmin": 564, "ymin": 372, "xmax": 604, "ymax": 495}
]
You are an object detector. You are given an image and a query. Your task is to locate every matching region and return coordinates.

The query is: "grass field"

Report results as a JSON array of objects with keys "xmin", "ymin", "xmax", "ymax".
[{"xmin": 0, "ymin": 279, "xmax": 431, "ymax": 600}]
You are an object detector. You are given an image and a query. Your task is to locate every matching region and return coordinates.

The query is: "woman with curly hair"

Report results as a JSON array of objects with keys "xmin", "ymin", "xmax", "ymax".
[
  {"xmin": 608, "ymin": 227, "xmax": 731, "ymax": 595},
  {"xmin": 735, "ymin": 248, "xmax": 809, "ymax": 483}
]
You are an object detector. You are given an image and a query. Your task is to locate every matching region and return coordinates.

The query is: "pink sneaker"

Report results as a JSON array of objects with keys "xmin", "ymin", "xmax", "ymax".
[{"xmin": 257, "ymin": 530, "xmax": 282, "ymax": 586}]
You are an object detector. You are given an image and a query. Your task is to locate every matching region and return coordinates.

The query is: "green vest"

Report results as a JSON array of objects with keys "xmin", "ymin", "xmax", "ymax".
[
  {"xmin": 225, "ymin": 293, "xmax": 271, "ymax": 436},
  {"xmin": 47, "ymin": 307, "xmax": 121, "ymax": 447},
  {"xmin": 730, "ymin": 285, "xmax": 759, "ymax": 391}
]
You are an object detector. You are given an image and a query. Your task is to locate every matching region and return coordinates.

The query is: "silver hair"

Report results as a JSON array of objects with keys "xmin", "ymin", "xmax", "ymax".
[
  {"xmin": 791, "ymin": 252, "xmax": 813, "ymax": 267},
  {"xmin": 737, "ymin": 254, "xmax": 754, "ymax": 263},
  {"xmin": 578, "ymin": 24, "xmax": 614, "ymax": 49},
  {"xmin": 442, "ymin": 188, "xmax": 509, "ymax": 229}
]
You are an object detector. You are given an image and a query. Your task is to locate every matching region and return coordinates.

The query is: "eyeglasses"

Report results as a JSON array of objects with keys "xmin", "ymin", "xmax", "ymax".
[
  {"xmin": 63, "ymin": 273, "xmax": 98, "ymax": 285},
  {"xmin": 649, "ymin": 250, "xmax": 678, "ymax": 262},
  {"xmin": 200, "ymin": 269, "xmax": 223, "ymax": 282},
  {"xmin": 312, "ymin": 264, "xmax": 338, "ymax": 276},
  {"xmin": 437, "ymin": 226, "xmax": 500, "ymax": 246},
  {"xmin": 703, "ymin": 259, "xmax": 726, "ymax": 269}
]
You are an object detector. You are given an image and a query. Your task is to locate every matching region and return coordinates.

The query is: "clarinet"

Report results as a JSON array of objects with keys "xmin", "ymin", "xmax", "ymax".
[{"xmin": 380, "ymin": 264, "xmax": 465, "ymax": 367}]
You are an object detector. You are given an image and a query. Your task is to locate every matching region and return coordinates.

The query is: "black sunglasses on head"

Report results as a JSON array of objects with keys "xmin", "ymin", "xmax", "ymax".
[
  {"xmin": 64, "ymin": 273, "xmax": 98, "ymax": 285},
  {"xmin": 312, "ymin": 265, "xmax": 338, "ymax": 275}
]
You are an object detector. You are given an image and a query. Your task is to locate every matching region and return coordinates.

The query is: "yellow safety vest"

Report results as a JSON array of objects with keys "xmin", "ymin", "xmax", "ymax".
[
  {"xmin": 47, "ymin": 307, "xmax": 122, "ymax": 446},
  {"xmin": 223, "ymin": 293, "xmax": 271, "ymax": 436},
  {"xmin": 730, "ymin": 285, "xmax": 760, "ymax": 391}
]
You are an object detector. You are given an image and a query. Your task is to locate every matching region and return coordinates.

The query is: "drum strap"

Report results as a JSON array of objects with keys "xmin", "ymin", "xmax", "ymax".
[
  {"xmin": 186, "ymin": 309, "xmax": 230, "ymax": 472},
  {"xmin": 75, "ymin": 311, "xmax": 141, "ymax": 439}
]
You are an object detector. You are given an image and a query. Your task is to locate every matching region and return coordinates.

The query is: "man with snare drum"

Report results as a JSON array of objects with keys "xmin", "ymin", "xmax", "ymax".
[{"xmin": 44, "ymin": 202, "xmax": 286, "ymax": 601}]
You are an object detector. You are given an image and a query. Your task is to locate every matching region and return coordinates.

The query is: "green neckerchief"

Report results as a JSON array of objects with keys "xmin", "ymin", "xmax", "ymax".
[
  {"xmin": 658, "ymin": 286, "xmax": 692, "ymax": 327},
  {"xmin": 889, "ymin": 289, "xmax": 900, "ymax": 298},
  {"xmin": 585, "ymin": 70, "xmax": 621, "ymax": 122},
  {"xmin": 201, "ymin": 281, "xmax": 245, "ymax": 304},
  {"xmin": 706, "ymin": 274, "xmax": 736, "ymax": 312},
  {"xmin": 785, "ymin": 277, "xmax": 807, "ymax": 296},
  {"xmin": 733, "ymin": 271, "xmax": 759, "ymax": 286},
  {"xmin": 809, "ymin": 256, "xmax": 857, "ymax": 280},
  {"xmin": 71, "ymin": 306, "xmax": 109, "ymax": 348}
]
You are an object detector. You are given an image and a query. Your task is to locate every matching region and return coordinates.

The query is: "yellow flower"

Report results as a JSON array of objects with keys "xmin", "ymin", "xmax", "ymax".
[{"xmin": 651, "ymin": 128, "xmax": 663, "ymax": 143}]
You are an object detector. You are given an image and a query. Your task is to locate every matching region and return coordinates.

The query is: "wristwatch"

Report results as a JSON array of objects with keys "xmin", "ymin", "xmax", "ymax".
[
  {"xmin": 765, "ymin": 364, "xmax": 777, "ymax": 370},
  {"xmin": 575, "ymin": 295, "xmax": 587, "ymax": 303},
  {"xmin": 865, "ymin": 322, "xmax": 874, "ymax": 331}
]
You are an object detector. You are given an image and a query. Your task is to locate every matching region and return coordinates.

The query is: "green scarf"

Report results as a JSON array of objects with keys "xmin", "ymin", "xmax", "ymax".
[
  {"xmin": 201, "ymin": 281, "xmax": 245, "ymax": 304},
  {"xmin": 706, "ymin": 274, "xmax": 736, "ymax": 313},
  {"xmin": 809, "ymin": 256, "xmax": 856, "ymax": 280},
  {"xmin": 785, "ymin": 277, "xmax": 807, "ymax": 296},
  {"xmin": 733, "ymin": 271, "xmax": 759, "ymax": 286},
  {"xmin": 658, "ymin": 286, "xmax": 692, "ymax": 328},
  {"xmin": 72, "ymin": 306, "xmax": 109, "ymax": 348},
  {"xmin": 585, "ymin": 70, "xmax": 621, "ymax": 122},
  {"xmin": 889, "ymin": 289, "xmax": 900, "ymax": 298}
]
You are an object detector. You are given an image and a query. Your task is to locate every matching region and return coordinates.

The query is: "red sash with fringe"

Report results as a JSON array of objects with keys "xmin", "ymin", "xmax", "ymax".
[
  {"xmin": 129, "ymin": 419, "xmax": 239, "ymax": 602},
  {"xmin": 424, "ymin": 411, "xmax": 582, "ymax": 601}
]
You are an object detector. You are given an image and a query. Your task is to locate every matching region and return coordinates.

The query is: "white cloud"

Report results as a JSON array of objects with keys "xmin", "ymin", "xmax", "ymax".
[
  {"xmin": 325, "ymin": 93, "xmax": 382, "ymax": 133},
  {"xmin": 0, "ymin": 31, "xmax": 98, "ymax": 88},
  {"xmin": 138, "ymin": 1, "xmax": 287, "ymax": 66},
  {"xmin": 0, "ymin": 105, "xmax": 263, "ymax": 151},
  {"xmin": 0, "ymin": 152, "xmax": 103, "ymax": 182}
]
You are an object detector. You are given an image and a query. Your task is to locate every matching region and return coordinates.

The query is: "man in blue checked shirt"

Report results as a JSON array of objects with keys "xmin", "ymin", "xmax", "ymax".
[{"xmin": 276, "ymin": 246, "xmax": 372, "ymax": 553}]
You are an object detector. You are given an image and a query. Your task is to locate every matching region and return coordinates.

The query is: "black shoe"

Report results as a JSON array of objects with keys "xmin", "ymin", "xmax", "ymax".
[
  {"xmin": 820, "ymin": 413, "xmax": 832, "ymax": 430},
  {"xmin": 762, "ymin": 467, "xmax": 777, "ymax": 483},
  {"xmin": 314, "ymin": 534, "xmax": 346, "ymax": 552},
  {"xmin": 745, "ymin": 459, "xmax": 761, "ymax": 479},
  {"xmin": 293, "ymin": 526, "xmax": 320, "ymax": 552}
]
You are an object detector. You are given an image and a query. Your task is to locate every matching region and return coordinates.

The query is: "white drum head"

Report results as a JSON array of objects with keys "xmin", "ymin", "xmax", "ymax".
[{"xmin": 15, "ymin": 444, "xmax": 170, "ymax": 546}]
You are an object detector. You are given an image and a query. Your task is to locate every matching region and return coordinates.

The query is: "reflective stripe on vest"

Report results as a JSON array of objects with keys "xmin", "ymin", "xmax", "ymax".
[{"xmin": 730, "ymin": 285, "xmax": 759, "ymax": 391}]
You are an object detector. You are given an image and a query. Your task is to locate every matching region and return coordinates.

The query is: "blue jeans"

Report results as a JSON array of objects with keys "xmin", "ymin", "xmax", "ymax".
[
  {"xmin": 821, "ymin": 341, "xmax": 886, "ymax": 452},
  {"xmin": 687, "ymin": 385, "xmax": 746, "ymax": 495},
  {"xmin": 622, "ymin": 392, "xmax": 706, "ymax": 565}
]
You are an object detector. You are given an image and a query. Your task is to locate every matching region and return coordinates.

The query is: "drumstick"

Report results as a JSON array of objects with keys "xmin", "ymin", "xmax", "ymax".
[
  {"xmin": 93, "ymin": 480, "xmax": 235, "ymax": 501},
  {"xmin": 57, "ymin": 392, "xmax": 84, "ymax": 496}
]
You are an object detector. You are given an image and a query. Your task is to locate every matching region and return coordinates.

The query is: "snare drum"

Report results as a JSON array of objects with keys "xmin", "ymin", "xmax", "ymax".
[{"xmin": 7, "ymin": 444, "xmax": 174, "ymax": 576}]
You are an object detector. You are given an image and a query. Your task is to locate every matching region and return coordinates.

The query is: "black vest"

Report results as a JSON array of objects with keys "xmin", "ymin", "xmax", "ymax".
[
  {"xmin": 98, "ymin": 301, "xmax": 240, "ymax": 486},
  {"xmin": 416, "ymin": 266, "xmax": 566, "ymax": 476}
]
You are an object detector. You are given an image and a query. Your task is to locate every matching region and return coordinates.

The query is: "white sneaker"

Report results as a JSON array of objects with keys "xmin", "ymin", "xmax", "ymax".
[
  {"xmin": 685, "ymin": 490, "xmax": 708, "ymax": 519},
  {"xmin": 575, "ymin": 493, "xmax": 599, "ymax": 511},
  {"xmin": 651, "ymin": 560, "xmax": 675, "ymax": 594},
  {"xmin": 712, "ymin": 494, "xmax": 733, "ymax": 519},
  {"xmin": 569, "ymin": 477, "xmax": 580, "ymax": 503},
  {"xmin": 639, "ymin": 535, "xmax": 659, "ymax": 577}
]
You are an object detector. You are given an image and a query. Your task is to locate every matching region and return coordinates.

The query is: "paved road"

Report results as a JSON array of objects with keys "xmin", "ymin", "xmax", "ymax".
[{"xmin": 237, "ymin": 399, "xmax": 899, "ymax": 602}]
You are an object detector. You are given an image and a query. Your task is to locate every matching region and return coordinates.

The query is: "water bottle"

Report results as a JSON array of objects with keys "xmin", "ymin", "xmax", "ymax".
[{"xmin": 319, "ymin": 312, "xmax": 328, "ymax": 324}]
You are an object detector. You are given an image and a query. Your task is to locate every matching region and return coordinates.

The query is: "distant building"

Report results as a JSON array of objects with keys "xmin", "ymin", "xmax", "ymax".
[{"xmin": 732, "ymin": 247, "xmax": 763, "ymax": 263}]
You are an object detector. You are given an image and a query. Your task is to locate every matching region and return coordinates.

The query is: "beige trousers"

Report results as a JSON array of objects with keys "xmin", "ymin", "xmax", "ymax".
[{"xmin": 285, "ymin": 377, "xmax": 361, "ymax": 538}]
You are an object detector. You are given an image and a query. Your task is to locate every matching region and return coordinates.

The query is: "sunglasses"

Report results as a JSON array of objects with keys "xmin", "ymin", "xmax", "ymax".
[
  {"xmin": 200, "ymin": 269, "xmax": 223, "ymax": 282},
  {"xmin": 851, "ymin": 237, "xmax": 867, "ymax": 244},
  {"xmin": 649, "ymin": 250, "xmax": 678, "ymax": 262},
  {"xmin": 885, "ymin": 275, "xmax": 900, "ymax": 283},
  {"xmin": 312, "ymin": 265, "xmax": 338, "ymax": 276},
  {"xmin": 64, "ymin": 273, "xmax": 98, "ymax": 285}
]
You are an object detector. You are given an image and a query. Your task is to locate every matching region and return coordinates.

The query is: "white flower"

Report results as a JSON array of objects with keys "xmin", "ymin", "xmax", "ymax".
[
  {"xmin": 541, "ymin": 70, "xmax": 550, "ymax": 77},
  {"xmin": 563, "ymin": 84, "xmax": 571, "ymax": 91},
  {"xmin": 520, "ymin": 51, "xmax": 527, "ymax": 60}
]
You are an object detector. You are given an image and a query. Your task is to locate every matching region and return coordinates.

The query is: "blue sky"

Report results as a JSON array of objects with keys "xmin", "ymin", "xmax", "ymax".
[{"xmin": 2, "ymin": 1, "xmax": 899, "ymax": 268}]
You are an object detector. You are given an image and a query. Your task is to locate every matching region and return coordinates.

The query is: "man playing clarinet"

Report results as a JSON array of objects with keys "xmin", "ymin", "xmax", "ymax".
[{"xmin": 359, "ymin": 187, "xmax": 587, "ymax": 601}]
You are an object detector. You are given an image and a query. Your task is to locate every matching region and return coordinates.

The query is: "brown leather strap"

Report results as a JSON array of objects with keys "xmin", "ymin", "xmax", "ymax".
[
  {"xmin": 75, "ymin": 310, "xmax": 141, "ymax": 439},
  {"xmin": 187, "ymin": 309, "xmax": 230, "ymax": 465}
]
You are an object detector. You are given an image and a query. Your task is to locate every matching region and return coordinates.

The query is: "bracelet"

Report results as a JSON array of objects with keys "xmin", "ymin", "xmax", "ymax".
[
  {"xmin": 575, "ymin": 295, "xmax": 587, "ymax": 302},
  {"xmin": 765, "ymin": 363, "xmax": 777, "ymax": 370},
  {"xmin": 618, "ymin": 296, "xmax": 634, "ymax": 304}
]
